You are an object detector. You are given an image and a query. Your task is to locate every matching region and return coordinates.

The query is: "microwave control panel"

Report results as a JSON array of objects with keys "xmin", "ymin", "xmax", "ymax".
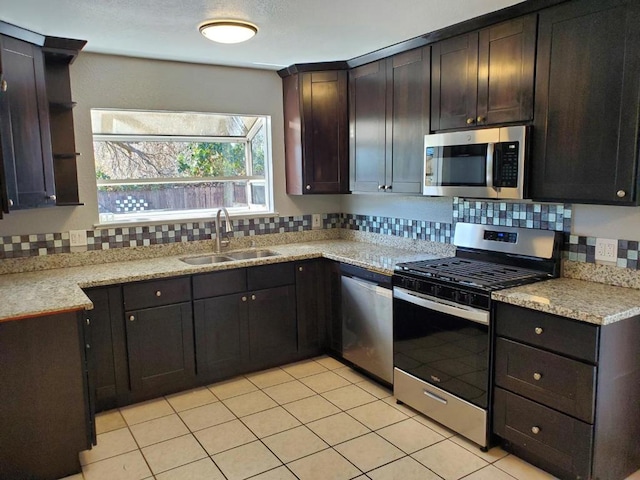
[{"xmin": 495, "ymin": 141, "xmax": 519, "ymax": 187}]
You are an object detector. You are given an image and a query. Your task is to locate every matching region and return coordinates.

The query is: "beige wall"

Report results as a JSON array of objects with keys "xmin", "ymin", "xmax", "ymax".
[{"xmin": 0, "ymin": 52, "xmax": 341, "ymax": 236}]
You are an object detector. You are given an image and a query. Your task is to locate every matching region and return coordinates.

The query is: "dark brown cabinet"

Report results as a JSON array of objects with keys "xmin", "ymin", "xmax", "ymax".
[
  {"xmin": 295, "ymin": 260, "xmax": 328, "ymax": 356},
  {"xmin": 431, "ymin": 15, "xmax": 536, "ymax": 131},
  {"xmin": 123, "ymin": 277, "xmax": 195, "ymax": 402},
  {"xmin": 0, "ymin": 34, "xmax": 55, "ymax": 211},
  {"xmin": 0, "ymin": 23, "xmax": 84, "ymax": 217},
  {"xmin": 349, "ymin": 47, "xmax": 430, "ymax": 194},
  {"xmin": 0, "ymin": 312, "xmax": 91, "ymax": 480},
  {"xmin": 493, "ymin": 302, "xmax": 640, "ymax": 480},
  {"xmin": 84, "ymin": 286, "xmax": 127, "ymax": 412},
  {"xmin": 530, "ymin": 0, "xmax": 640, "ymax": 205},
  {"xmin": 283, "ymin": 70, "xmax": 349, "ymax": 194}
]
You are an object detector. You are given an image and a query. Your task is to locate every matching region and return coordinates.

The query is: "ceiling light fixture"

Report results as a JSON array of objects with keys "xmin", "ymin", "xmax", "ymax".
[{"xmin": 199, "ymin": 20, "xmax": 258, "ymax": 44}]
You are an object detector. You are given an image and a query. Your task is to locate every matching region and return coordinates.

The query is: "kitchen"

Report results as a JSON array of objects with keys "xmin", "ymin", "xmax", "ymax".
[{"xmin": 1, "ymin": 0, "xmax": 640, "ymax": 479}]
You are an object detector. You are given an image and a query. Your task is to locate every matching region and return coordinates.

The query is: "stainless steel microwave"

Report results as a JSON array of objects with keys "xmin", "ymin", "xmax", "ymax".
[{"xmin": 423, "ymin": 126, "xmax": 529, "ymax": 199}]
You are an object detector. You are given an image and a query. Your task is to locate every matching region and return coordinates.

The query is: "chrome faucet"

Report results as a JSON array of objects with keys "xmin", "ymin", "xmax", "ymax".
[{"xmin": 214, "ymin": 207, "xmax": 232, "ymax": 253}]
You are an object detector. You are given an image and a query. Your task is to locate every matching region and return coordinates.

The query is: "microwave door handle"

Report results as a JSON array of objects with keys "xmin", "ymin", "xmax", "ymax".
[{"xmin": 486, "ymin": 143, "xmax": 496, "ymax": 191}]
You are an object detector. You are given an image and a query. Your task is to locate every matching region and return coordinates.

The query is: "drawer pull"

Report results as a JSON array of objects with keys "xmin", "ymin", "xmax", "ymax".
[
  {"xmin": 242, "ymin": 296, "xmax": 247, "ymax": 302},
  {"xmin": 424, "ymin": 390, "xmax": 448, "ymax": 405},
  {"xmin": 534, "ymin": 327, "xmax": 543, "ymax": 335},
  {"xmin": 155, "ymin": 290, "xmax": 162, "ymax": 297},
  {"xmin": 533, "ymin": 372, "xmax": 542, "ymax": 381},
  {"xmin": 251, "ymin": 294, "xmax": 256, "ymax": 300},
  {"xmin": 531, "ymin": 426, "xmax": 541, "ymax": 435},
  {"xmin": 129, "ymin": 315, "xmax": 135, "ymax": 322}
]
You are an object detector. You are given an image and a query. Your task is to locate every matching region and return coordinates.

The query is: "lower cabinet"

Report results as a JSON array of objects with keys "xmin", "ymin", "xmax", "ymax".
[
  {"xmin": 86, "ymin": 259, "xmax": 330, "ymax": 411},
  {"xmin": 493, "ymin": 302, "xmax": 640, "ymax": 480},
  {"xmin": 125, "ymin": 302, "xmax": 195, "ymax": 401},
  {"xmin": 0, "ymin": 311, "xmax": 92, "ymax": 480}
]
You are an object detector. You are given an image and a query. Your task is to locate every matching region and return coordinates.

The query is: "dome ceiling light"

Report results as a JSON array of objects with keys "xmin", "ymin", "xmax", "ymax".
[{"xmin": 199, "ymin": 20, "xmax": 258, "ymax": 44}]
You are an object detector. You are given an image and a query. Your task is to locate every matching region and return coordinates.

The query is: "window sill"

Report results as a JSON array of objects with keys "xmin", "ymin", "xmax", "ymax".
[{"xmin": 94, "ymin": 210, "xmax": 279, "ymax": 230}]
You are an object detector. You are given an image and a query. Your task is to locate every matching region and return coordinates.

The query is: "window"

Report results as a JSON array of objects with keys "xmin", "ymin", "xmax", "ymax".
[{"xmin": 91, "ymin": 109, "xmax": 272, "ymax": 224}]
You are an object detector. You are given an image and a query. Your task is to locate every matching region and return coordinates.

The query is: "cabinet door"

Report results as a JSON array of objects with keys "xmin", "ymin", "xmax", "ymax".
[
  {"xmin": 248, "ymin": 285, "xmax": 298, "ymax": 367},
  {"xmin": 0, "ymin": 35, "xmax": 54, "ymax": 210},
  {"xmin": 194, "ymin": 293, "xmax": 248, "ymax": 383},
  {"xmin": 477, "ymin": 15, "xmax": 536, "ymax": 125},
  {"xmin": 431, "ymin": 33, "xmax": 479, "ymax": 131},
  {"xmin": 126, "ymin": 302, "xmax": 195, "ymax": 400},
  {"xmin": 388, "ymin": 47, "xmax": 430, "ymax": 194},
  {"xmin": 295, "ymin": 260, "xmax": 327, "ymax": 355},
  {"xmin": 301, "ymin": 71, "xmax": 349, "ymax": 194},
  {"xmin": 84, "ymin": 287, "xmax": 127, "ymax": 412},
  {"xmin": 531, "ymin": 0, "xmax": 640, "ymax": 204},
  {"xmin": 349, "ymin": 60, "xmax": 388, "ymax": 192}
]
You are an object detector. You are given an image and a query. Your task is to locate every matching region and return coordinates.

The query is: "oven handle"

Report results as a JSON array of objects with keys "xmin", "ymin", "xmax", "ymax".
[{"xmin": 393, "ymin": 287, "xmax": 490, "ymax": 326}]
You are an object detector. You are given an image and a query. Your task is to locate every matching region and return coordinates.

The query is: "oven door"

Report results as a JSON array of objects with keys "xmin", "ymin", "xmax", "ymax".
[{"xmin": 393, "ymin": 287, "xmax": 490, "ymax": 409}]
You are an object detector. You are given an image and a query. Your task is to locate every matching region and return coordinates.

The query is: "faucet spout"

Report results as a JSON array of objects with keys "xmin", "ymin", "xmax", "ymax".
[{"xmin": 214, "ymin": 207, "xmax": 232, "ymax": 253}]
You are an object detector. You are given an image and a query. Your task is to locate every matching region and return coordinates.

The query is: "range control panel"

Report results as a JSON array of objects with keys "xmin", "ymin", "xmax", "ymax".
[{"xmin": 483, "ymin": 230, "xmax": 518, "ymax": 243}]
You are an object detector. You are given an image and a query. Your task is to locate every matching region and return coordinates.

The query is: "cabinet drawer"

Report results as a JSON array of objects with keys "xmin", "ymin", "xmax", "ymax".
[
  {"xmin": 493, "ymin": 388, "xmax": 592, "ymax": 480},
  {"xmin": 193, "ymin": 269, "xmax": 247, "ymax": 300},
  {"xmin": 123, "ymin": 277, "xmax": 191, "ymax": 310},
  {"xmin": 495, "ymin": 338, "xmax": 596, "ymax": 423},
  {"xmin": 247, "ymin": 262, "xmax": 295, "ymax": 291},
  {"xmin": 496, "ymin": 303, "xmax": 599, "ymax": 363}
]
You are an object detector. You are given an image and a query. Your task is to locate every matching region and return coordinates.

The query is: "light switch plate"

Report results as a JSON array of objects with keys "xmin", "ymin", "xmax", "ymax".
[
  {"xmin": 312, "ymin": 214, "xmax": 322, "ymax": 230},
  {"xmin": 595, "ymin": 238, "xmax": 618, "ymax": 263},
  {"xmin": 69, "ymin": 230, "xmax": 88, "ymax": 247}
]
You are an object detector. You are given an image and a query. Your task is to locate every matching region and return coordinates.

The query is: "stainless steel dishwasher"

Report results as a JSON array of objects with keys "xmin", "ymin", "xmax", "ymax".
[{"xmin": 341, "ymin": 264, "xmax": 393, "ymax": 384}]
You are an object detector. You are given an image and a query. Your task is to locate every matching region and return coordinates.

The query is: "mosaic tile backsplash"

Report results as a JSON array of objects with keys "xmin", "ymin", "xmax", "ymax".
[{"xmin": 0, "ymin": 199, "xmax": 638, "ymax": 270}]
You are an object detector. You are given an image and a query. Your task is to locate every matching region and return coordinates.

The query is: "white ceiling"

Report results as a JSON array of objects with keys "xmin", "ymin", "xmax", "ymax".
[{"xmin": 0, "ymin": 0, "xmax": 524, "ymax": 70}]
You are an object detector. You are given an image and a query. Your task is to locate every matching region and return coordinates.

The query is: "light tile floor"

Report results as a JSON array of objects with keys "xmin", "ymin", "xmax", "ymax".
[{"xmin": 59, "ymin": 355, "xmax": 640, "ymax": 480}]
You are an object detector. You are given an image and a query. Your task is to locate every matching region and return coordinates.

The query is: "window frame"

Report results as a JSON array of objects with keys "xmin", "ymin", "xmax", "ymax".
[{"xmin": 91, "ymin": 113, "xmax": 274, "ymax": 225}]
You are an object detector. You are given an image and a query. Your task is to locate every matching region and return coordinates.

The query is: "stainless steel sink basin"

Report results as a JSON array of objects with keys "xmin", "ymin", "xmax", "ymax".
[
  {"xmin": 180, "ymin": 254, "xmax": 234, "ymax": 265},
  {"xmin": 180, "ymin": 249, "xmax": 279, "ymax": 265},
  {"xmin": 225, "ymin": 249, "xmax": 279, "ymax": 260}
]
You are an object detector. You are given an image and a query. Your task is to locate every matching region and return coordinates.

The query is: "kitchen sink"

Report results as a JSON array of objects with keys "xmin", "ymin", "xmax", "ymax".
[
  {"xmin": 180, "ymin": 254, "xmax": 234, "ymax": 265},
  {"xmin": 180, "ymin": 249, "xmax": 279, "ymax": 265},
  {"xmin": 225, "ymin": 249, "xmax": 279, "ymax": 260}
]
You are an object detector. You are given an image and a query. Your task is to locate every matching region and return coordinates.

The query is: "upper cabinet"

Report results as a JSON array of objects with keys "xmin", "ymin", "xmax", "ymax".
[
  {"xmin": 530, "ymin": 0, "xmax": 640, "ymax": 205},
  {"xmin": 349, "ymin": 47, "xmax": 430, "ymax": 194},
  {"xmin": 431, "ymin": 15, "xmax": 536, "ymax": 131},
  {"xmin": 0, "ymin": 34, "xmax": 55, "ymax": 212},
  {"xmin": 0, "ymin": 23, "xmax": 85, "ymax": 217},
  {"xmin": 283, "ymin": 69, "xmax": 349, "ymax": 194}
]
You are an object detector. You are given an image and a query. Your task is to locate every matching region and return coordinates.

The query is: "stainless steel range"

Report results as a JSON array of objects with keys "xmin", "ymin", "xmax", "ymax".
[{"xmin": 392, "ymin": 222, "xmax": 561, "ymax": 448}]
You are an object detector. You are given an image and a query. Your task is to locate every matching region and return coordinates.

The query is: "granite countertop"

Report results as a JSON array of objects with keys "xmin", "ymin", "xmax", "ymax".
[
  {"xmin": 0, "ymin": 239, "xmax": 444, "ymax": 323},
  {"xmin": 492, "ymin": 277, "xmax": 640, "ymax": 325}
]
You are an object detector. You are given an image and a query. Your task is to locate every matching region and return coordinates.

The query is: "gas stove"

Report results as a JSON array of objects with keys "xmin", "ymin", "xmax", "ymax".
[{"xmin": 394, "ymin": 223, "xmax": 562, "ymax": 309}]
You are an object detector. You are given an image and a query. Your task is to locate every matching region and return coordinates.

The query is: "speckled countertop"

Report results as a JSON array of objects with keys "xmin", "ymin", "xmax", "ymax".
[
  {"xmin": 0, "ymin": 239, "xmax": 445, "ymax": 323},
  {"xmin": 492, "ymin": 277, "xmax": 640, "ymax": 325}
]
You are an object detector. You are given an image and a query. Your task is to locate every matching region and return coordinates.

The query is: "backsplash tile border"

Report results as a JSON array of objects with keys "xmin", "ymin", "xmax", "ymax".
[{"xmin": 1, "ymin": 201, "xmax": 638, "ymax": 270}]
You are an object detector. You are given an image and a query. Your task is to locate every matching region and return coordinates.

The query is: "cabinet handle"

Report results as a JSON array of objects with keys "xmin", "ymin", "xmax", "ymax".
[
  {"xmin": 531, "ymin": 426, "xmax": 541, "ymax": 435},
  {"xmin": 251, "ymin": 294, "xmax": 256, "ymax": 300},
  {"xmin": 534, "ymin": 327, "xmax": 543, "ymax": 335},
  {"xmin": 298, "ymin": 266, "xmax": 303, "ymax": 272},
  {"xmin": 86, "ymin": 343, "xmax": 91, "ymax": 349},
  {"xmin": 46, "ymin": 195, "xmax": 56, "ymax": 201},
  {"xmin": 8, "ymin": 199, "xmax": 13, "ymax": 207},
  {"xmin": 466, "ymin": 118, "xmax": 475, "ymax": 125},
  {"xmin": 477, "ymin": 116, "xmax": 485, "ymax": 123},
  {"xmin": 129, "ymin": 315, "xmax": 135, "ymax": 322},
  {"xmin": 378, "ymin": 185, "xmax": 384, "ymax": 190},
  {"xmin": 533, "ymin": 372, "xmax": 542, "ymax": 381},
  {"xmin": 385, "ymin": 185, "xmax": 392, "ymax": 191},
  {"xmin": 617, "ymin": 190, "xmax": 626, "ymax": 198},
  {"xmin": 1, "ymin": 79, "xmax": 6, "ymax": 92},
  {"xmin": 242, "ymin": 296, "xmax": 247, "ymax": 302},
  {"xmin": 306, "ymin": 185, "xmax": 311, "ymax": 191},
  {"xmin": 155, "ymin": 290, "xmax": 162, "ymax": 297},
  {"xmin": 86, "ymin": 318, "xmax": 91, "ymax": 326}
]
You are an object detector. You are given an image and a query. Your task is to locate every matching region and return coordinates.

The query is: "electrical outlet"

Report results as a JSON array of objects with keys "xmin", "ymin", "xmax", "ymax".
[
  {"xmin": 595, "ymin": 238, "xmax": 618, "ymax": 263},
  {"xmin": 312, "ymin": 214, "xmax": 322, "ymax": 230},
  {"xmin": 69, "ymin": 230, "xmax": 88, "ymax": 247}
]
